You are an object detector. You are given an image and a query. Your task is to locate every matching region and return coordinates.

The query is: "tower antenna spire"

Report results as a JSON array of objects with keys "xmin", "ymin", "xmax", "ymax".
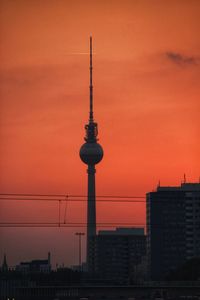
[{"xmin": 89, "ymin": 36, "xmax": 93, "ymax": 122}]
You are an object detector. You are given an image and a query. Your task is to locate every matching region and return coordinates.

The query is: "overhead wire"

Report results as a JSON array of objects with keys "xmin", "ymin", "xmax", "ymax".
[
  {"xmin": 0, "ymin": 193, "xmax": 145, "ymax": 198},
  {"xmin": 0, "ymin": 222, "xmax": 192, "ymax": 228},
  {"xmin": 0, "ymin": 198, "xmax": 146, "ymax": 202},
  {"xmin": 0, "ymin": 193, "xmax": 184, "ymax": 202},
  {"xmin": 64, "ymin": 195, "xmax": 69, "ymax": 224},
  {"xmin": 0, "ymin": 193, "xmax": 147, "ymax": 228}
]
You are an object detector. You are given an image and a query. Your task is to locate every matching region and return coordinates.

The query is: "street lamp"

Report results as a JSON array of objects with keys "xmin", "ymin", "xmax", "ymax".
[{"xmin": 75, "ymin": 232, "xmax": 85, "ymax": 271}]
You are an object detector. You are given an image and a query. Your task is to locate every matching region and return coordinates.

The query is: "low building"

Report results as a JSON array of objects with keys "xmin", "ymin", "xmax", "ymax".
[
  {"xmin": 94, "ymin": 228, "xmax": 146, "ymax": 284},
  {"xmin": 16, "ymin": 252, "xmax": 51, "ymax": 274}
]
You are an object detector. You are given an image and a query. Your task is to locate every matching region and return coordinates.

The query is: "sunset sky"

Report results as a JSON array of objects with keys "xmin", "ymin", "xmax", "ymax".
[{"xmin": 0, "ymin": 0, "xmax": 200, "ymax": 267}]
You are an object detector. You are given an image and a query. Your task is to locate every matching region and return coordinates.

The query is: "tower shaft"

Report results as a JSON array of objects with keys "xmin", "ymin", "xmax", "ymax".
[
  {"xmin": 87, "ymin": 165, "xmax": 96, "ymax": 236},
  {"xmin": 87, "ymin": 165, "xmax": 96, "ymax": 269}
]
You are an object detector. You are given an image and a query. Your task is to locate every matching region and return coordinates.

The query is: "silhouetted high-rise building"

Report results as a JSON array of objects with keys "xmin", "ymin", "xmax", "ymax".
[
  {"xmin": 147, "ymin": 182, "xmax": 200, "ymax": 280},
  {"xmin": 95, "ymin": 228, "xmax": 146, "ymax": 284},
  {"xmin": 79, "ymin": 37, "xmax": 103, "ymax": 272}
]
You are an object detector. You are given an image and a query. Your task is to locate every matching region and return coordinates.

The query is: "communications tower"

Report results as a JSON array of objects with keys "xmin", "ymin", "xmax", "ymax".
[{"xmin": 79, "ymin": 37, "xmax": 104, "ymax": 272}]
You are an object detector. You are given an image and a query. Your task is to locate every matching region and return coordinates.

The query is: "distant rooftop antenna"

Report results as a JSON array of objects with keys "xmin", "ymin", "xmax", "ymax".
[
  {"xmin": 157, "ymin": 180, "xmax": 161, "ymax": 188},
  {"xmin": 183, "ymin": 173, "xmax": 186, "ymax": 184}
]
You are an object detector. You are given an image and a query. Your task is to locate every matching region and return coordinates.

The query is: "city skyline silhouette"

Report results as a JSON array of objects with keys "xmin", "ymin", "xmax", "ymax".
[{"xmin": 0, "ymin": 0, "xmax": 199, "ymax": 269}]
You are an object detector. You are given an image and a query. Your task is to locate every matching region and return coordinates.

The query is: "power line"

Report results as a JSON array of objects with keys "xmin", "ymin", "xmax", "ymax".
[
  {"xmin": 0, "ymin": 222, "xmax": 145, "ymax": 225},
  {"xmin": 0, "ymin": 197, "xmax": 146, "ymax": 202},
  {"xmin": 0, "ymin": 195, "xmax": 186, "ymax": 203},
  {"xmin": 64, "ymin": 196, "xmax": 68, "ymax": 224},
  {"xmin": 0, "ymin": 193, "xmax": 146, "ymax": 203},
  {"xmin": 0, "ymin": 225, "xmax": 144, "ymax": 228},
  {"xmin": 0, "ymin": 193, "xmax": 147, "ymax": 228},
  {"xmin": 0, "ymin": 222, "xmax": 146, "ymax": 228},
  {"xmin": 0, "ymin": 222, "xmax": 193, "ymax": 228},
  {"xmin": 0, "ymin": 193, "xmax": 145, "ymax": 199}
]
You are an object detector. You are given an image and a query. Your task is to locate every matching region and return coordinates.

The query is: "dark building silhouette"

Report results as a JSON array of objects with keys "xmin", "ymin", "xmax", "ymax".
[
  {"xmin": 16, "ymin": 252, "xmax": 51, "ymax": 274},
  {"xmin": 95, "ymin": 228, "xmax": 146, "ymax": 284},
  {"xmin": 79, "ymin": 37, "xmax": 103, "ymax": 272},
  {"xmin": 147, "ymin": 182, "xmax": 200, "ymax": 280},
  {"xmin": 1, "ymin": 254, "xmax": 8, "ymax": 272}
]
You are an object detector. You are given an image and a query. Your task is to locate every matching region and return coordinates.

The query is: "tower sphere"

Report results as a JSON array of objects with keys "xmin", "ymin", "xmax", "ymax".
[{"xmin": 80, "ymin": 142, "xmax": 103, "ymax": 165}]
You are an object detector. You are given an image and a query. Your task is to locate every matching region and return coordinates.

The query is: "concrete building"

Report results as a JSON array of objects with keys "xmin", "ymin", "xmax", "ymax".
[
  {"xmin": 146, "ymin": 182, "xmax": 200, "ymax": 280},
  {"xmin": 95, "ymin": 228, "xmax": 146, "ymax": 284}
]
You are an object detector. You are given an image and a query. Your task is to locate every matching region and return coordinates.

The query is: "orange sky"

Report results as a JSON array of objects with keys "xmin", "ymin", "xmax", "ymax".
[{"xmin": 0, "ymin": 0, "xmax": 200, "ymax": 267}]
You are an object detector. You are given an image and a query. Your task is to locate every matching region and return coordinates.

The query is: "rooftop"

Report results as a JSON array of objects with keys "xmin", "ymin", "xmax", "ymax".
[
  {"xmin": 98, "ymin": 227, "xmax": 145, "ymax": 236},
  {"xmin": 157, "ymin": 183, "xmax": 200, "ymax": 192}
]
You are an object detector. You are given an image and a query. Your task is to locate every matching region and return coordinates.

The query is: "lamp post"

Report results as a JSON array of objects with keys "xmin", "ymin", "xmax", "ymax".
[{"xmin": 75, "ymin": 232, "xmax": 85, "ymax": 271}]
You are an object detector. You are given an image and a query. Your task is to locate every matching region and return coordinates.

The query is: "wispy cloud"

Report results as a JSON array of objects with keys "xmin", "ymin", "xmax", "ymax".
[{"xmin": 166, "ymin": 52, "xmax": 199, "ymax": 66}]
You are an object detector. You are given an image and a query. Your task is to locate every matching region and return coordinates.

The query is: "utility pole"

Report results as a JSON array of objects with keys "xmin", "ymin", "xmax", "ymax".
[{"xmin": 75, "ymin": 232, "xmax": 85, "ymax": 271}]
